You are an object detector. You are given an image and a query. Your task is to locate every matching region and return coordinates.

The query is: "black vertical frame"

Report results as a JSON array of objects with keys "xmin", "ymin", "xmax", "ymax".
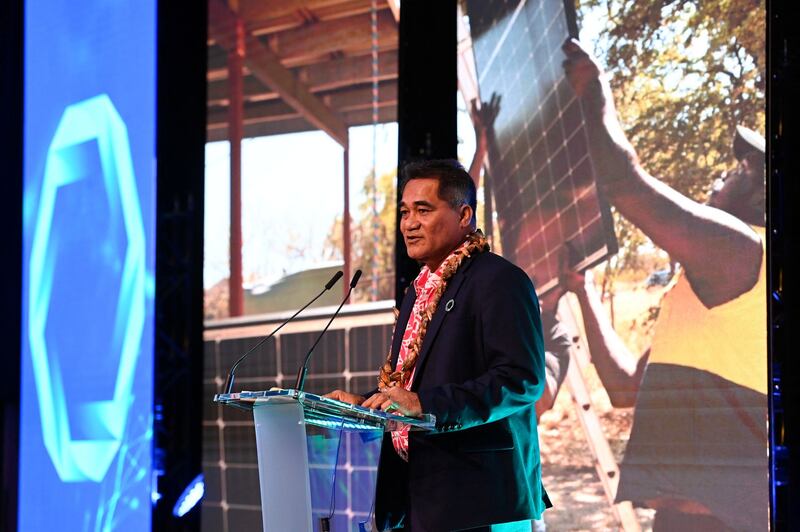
[
  {"xmin": 0, "ymin": 0, "xmax": 23, "ymax": 530},
  {"xmin": 395, "ymin": 0, "xmax": 458, "ymax": 302},
  {"xmin": 769, "ymin": 0, "xmax": 800, "ymax": 529},
  {"xmin": 152, "ymin": 1, "xmax": 207, "ymax": 530}
]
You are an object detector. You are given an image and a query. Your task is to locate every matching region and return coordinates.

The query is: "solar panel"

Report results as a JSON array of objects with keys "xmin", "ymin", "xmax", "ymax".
[
  {"xmin": 202, "ymin": 322, "xmax": 393, "ymax": 532},
  {"xmin": 466, "ymin": 0, "xmax": 617, "ymax": 293}
]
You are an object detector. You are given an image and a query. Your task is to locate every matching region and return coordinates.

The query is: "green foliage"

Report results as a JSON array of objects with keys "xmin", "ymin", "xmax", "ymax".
[
  {"xmin": 324, "ymin": 169, "xmax": 397, "ymax": 302},
  {"xmin": 578, "ymin": 0, "xmax": 765, "ymax": 280}
]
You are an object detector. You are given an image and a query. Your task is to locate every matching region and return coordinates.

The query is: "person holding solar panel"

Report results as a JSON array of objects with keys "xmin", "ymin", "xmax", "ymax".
[{"xmin": 559, "ymin": 38, "xmax": 767, "ymax": 531}]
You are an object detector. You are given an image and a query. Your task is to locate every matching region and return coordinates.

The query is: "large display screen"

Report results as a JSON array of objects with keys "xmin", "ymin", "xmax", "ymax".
[
  {"xmin": 20, "ymin": 1, "xmax": 157, "ymax": 530},
  {"xmin": 464, "ymin": 0, "xmax": 767, "ymax": 529}
]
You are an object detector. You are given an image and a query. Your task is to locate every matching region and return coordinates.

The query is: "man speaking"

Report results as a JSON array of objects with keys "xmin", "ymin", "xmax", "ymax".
[{"xmin": 327, "ymin": 159, "xmax": 551, "ymax": 531}]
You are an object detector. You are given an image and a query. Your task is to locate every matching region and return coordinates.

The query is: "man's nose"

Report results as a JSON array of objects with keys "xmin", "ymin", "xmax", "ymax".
[{"xmin": 402, "ymin": 213, "xmax": 420, "ymax": 229}]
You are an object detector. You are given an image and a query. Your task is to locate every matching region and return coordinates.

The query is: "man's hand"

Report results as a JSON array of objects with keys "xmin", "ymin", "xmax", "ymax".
[
  {"xmin": 538, "ymin": 285, "xmax": 564, "ymax": 318},
  {"xmin": 468, "ymin": 92, "xmax": 502, "ymax": 182},
  {"xmin": 557, "ymin": 246, "xmax": 590, "ymax": 295},
  {"xmin": 540, "ymin": 246, "xmax": 592, "ymax": 316},
  {"xmin": 561, "ymin": 38, "xmax": 604, "ymax": 100},
  {"xmin": 362, "ymin": 386, "xmax": 423, "ymax": 417},
  {"xmin": 470, "ymin": 92, "xmax": 501, "ymax": 138},
  {"xmin": 561, "ymin": 38, "xmax": 639, "ymax": 186},
  {"xmin": 323, "ymin": 390, "xmax": 365, "ymax": 405}
]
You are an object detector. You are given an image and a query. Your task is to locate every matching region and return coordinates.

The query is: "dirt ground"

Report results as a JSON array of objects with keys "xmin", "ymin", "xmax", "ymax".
[
  {"xmin": 538, "ymin": 380, "xmax": 655, "ymax": 531},
  {"xmin": 536, "ymin": 280, "xmax": 669, "ymax": 531}
]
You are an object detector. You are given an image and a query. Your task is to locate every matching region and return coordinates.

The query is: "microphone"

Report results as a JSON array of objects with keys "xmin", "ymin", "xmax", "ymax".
[
  {"xmin": 324, "ymin": 271, "xmax": 344, "ymax": 290},
  {"xmin": 294, "ymin": 269, "xmax": 362, "ymax": 392},
  {"xmin": 221, "ymin": 270, "xmax": 344, "ymax": 395}
]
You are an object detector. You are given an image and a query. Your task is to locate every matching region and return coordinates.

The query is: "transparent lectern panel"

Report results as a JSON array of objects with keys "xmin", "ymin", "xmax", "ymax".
[
  {"xmin": 308, "ymin": 424, "xmax": 383, "ymax": 532},
  {"xmin": 307, "ymin": 423, "xmax": 344, "ymax": 526}
]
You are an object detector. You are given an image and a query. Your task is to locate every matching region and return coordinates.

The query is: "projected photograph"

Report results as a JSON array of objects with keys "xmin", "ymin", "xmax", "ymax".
[
  {"xmin": 466, "ymin": 0, "xmax": 617, "ymax": 294},
  {"xmin": 8, "ymin": 0, "xmax": 774, "ymax": 529},
  {"xmin": 203, "ymin": 0, "xmax": 400, "ymax": 321},
  {"xmin": 202, "ymin": 1, "xmax": 400, "ymax": 530},
  {"xmin": 200, "ymin": 0, "xmax": 766, "ymax": 530},
  {"xmin": 462, "ymin": 0, "xmax": 767, "ymax": 530}
]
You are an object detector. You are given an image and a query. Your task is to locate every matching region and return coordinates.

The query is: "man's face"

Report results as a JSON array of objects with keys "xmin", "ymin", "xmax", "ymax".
[
  {"xmin": 399, "ymin": 178, "xmax": 473, "ymax": 271},
  {"xmin": 708, "ymin": 151, "xmax": 765, "ymax": 220}
]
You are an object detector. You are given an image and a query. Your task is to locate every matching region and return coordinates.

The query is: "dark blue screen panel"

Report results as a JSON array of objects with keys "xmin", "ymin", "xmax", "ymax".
[{"xmin": 20, "ymin": 1, "xmax": 156, "ymax": 530}]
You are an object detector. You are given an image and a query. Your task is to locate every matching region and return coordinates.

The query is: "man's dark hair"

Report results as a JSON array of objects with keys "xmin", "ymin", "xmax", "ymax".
[{"xmin": 399, "ymin": 159, "xmax": 477, "ymax": 224}]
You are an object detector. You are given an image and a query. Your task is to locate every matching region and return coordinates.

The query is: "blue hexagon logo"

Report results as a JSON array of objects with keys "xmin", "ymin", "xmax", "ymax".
[{"xmin": 28, "ymin": 94, "xmax": 146, "ymax": 482}]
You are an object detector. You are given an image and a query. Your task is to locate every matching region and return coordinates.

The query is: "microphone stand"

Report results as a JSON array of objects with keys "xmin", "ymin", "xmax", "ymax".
[
  {"xmin": 221, "ymin": 270, "xmax": 343, "ymax": 395},
  {"xmin": 294, "ymin": 270, "xmax": 362, "ymax": 392}
]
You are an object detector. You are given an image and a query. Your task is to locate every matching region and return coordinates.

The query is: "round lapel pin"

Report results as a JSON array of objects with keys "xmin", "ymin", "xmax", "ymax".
[{"xmin": 445, "ymin": 299, "xmax": 455, "ymax": 312}]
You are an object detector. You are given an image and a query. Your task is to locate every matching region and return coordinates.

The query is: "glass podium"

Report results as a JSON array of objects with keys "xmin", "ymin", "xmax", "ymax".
[{"xmin": 214, "ymin": 389, "xmax": 435, "ymax": 531}]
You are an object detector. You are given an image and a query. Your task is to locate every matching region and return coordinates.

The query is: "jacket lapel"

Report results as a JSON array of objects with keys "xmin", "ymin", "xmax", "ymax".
[
  {"xmin": 410, "ymin": 255, "xmax": 477, "ymax": 389},
  {"xmin": 390, "ymin": 287, "xmax": 416, "ymax": 367}
]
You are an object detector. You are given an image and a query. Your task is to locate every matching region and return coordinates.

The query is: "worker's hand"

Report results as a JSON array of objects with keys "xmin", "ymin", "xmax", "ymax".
[
  {"xmin": 323, "ymin": 389, "xmax": 365, "ymax": 405},
  {"xmin": 470, "ymin": 92, "xmax": 502, "ymax": 138},
  {"xmin": 562, "ymin": 38, "xmax": 639, "ymax": 186},
  {"xmin": 539, "ymin": 285, "xmax": 564, "ymax": 317},
  {"xmin": 540, "ymin": 247, "xmax": 590, "ymax": 315},
  {"xmin": 362, "ymin": 386, "xmax": 422, "ymax": 417},
  {"xmin": 561, "ymin": 38, "xmax": 605, "ymax": 100},
  {"xmin": 557, "ymin": 246, "xmax": 590, "ymax": 295}
]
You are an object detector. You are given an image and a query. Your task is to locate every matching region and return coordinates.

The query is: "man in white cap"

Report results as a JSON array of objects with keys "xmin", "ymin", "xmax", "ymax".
[{"xmin": 559, "ymin": 39, "xmax": 767, "ymax": 530}]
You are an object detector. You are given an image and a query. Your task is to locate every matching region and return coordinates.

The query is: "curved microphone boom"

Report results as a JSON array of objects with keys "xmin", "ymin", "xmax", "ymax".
[
  {"xmin": 221, "ymin": 270, "xmax": 344, "ymax": 395},
  {"xmin": 294, "ymin": 269, "xmax": 362, "ymax": 392}
]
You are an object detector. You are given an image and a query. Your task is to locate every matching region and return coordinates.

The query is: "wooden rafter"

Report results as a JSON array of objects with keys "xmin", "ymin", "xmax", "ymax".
[
  {"xmin": 207, "ymin": 106, "xmax": 397, "ymax": 143},
  {"xmin": 209, "ymin": 0, "xmax": 349, "ymax": 147},
  {"xmin": 207, "ymin": 80, "xmax": 397, "ymax": 129},
  {"xmin": 208, "ymin": 50, "xmax": 399, "ymax": 105},
  {"xmin": 236, "ymin": 0, "xmax": 383, "ymax": 34},
  {"xmin": 260, "ymin": 10, "xmax": 397, "ymax": 67}
]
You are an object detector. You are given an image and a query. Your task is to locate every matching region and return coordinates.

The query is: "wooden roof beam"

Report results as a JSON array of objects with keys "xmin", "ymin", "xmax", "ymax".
[
  {"xmin": 208, "ymin": 50, "xmax": 399, "ymax": 104},
  {"xmin": 262, "ymin": 10, "xmax": 397, "ymax": 67},
  {"xmin": 208, "ymin": 37, "xmax": 398, "ymax": 77},
  {"xmin": 209, "ymin": 0, "xmax": 348, "ymax": 147},
  {"xmin": 237, "ymin": 0, "xmax": 387, "ymax": 35},
  {"xmin": 207, "ymin": 105, "xmax": 397, "ymax": 143},
  {"xmin": 207, "ymin": 80, "xmax": 398, "ymax": 128},
  {"xmin": 295, "ymin": 48, "xmax": 398, "ymax": 90}
]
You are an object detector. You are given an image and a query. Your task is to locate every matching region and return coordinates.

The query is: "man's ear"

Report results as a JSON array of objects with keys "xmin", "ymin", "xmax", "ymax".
[
  {"xmin": 742, "ymin": 152, "xmax": 766, "ymax": 191},
  {"xmin": 459, "ymin": 204, "xmax": 474, "ymax": 228}
]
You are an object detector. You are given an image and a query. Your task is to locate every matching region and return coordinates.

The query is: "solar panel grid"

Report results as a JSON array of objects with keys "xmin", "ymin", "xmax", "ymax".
[
  {"xmin": 467, "ymin": 0, "xmax": 617, "ymax": 291},
  {"xmin": 202, "ymin": 322, "xmax": 390, "ymax": 532}
]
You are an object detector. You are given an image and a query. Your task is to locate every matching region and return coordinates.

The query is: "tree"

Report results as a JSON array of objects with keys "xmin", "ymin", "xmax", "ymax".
[
  {"xmin": 324, "ymin": 168, "xmax": 397, "ymax": 302},
  {"xmin": 577, "ymin": 0, "xmax": 765, "ymax": 283}
]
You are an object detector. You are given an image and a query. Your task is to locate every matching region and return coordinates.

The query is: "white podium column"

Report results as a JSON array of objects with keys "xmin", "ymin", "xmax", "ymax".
[{"xmin": 252, "ymin": 398, "xmax": 313, "ymax": 531}]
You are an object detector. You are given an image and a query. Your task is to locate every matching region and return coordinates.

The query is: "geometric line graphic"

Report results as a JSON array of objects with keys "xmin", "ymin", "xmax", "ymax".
[{"xmin": 28, "ymin": 94, "xmax": 146, "ymax": 482}]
